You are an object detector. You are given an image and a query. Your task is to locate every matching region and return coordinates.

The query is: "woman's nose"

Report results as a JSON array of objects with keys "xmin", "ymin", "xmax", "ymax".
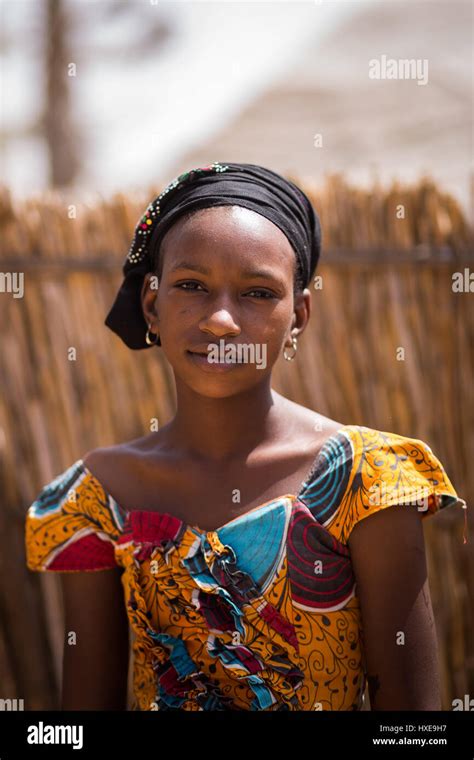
[{"xmin": 199, "ymin": 301, "xmax": 241, "ymax": 336}]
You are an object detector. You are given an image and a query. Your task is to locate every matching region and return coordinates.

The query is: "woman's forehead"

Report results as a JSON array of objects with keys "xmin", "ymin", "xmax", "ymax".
[{"xmin": 161, "ymin": 205, "xmax": 294, "ymax": 257}]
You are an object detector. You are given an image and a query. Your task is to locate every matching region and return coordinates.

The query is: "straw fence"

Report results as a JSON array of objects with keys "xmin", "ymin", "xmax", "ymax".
[{"xmin": 0, "ymin": 174, "xmax": 472, "ymax": 710}]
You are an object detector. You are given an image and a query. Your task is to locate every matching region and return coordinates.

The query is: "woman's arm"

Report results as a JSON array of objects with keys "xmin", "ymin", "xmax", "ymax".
[
  {"xmin": 348, "ymin": 505, "xmax": 442, "ymax": 710},
  {"xmin": 60, "ymin": 567, "xmax": 130, "ymax": 710}
]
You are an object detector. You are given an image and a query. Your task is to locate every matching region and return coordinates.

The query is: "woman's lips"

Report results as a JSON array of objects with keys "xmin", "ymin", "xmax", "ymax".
[{"xmin": 186, "ymin": 350, "xmax": 240, "ymax": 373}]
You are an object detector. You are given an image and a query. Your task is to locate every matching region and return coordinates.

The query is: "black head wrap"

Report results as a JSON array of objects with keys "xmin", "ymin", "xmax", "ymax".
[{"xmin": 104, "ymin": 161, "xmax": 321, "ymax": 349}]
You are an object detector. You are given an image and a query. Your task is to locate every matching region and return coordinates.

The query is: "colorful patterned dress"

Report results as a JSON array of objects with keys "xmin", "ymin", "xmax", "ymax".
[{"xmin": 25, "ymin": 425, "xmax": 467, "ymax": 711}]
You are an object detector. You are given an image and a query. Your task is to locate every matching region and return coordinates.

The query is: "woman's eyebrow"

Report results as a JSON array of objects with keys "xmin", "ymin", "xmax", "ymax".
[
  {"xmin": 241, "ymin": 268, "xmax": 281, "ymax": 282},
  {"xmin": 169, "ymin": 261, "xmax": 284, "ymax": 283},
  {"xmin": 169, "ymin": 261, "xmax": 209, "ymax": 275}
]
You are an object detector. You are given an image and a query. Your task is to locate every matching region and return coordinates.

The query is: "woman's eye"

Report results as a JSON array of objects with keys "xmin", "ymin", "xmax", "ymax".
[
  {"xmin": 246, "ymin": 289, "xmax": 275, "ymax": 299},
  {"xmin": 175, "ymin": 281, "xmax": 204, "ymax": 291}
]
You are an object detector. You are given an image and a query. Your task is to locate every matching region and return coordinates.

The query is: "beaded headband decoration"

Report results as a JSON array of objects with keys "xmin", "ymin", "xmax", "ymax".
[{"xmin": 126, "ymin": 162, "xmax": 229, "ymax": 268}]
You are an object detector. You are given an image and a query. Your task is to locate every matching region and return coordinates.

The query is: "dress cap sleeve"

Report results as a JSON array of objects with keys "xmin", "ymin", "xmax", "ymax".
[
  {"xmin": 343, "ymin": 429, "xmax": 468, "ymax": 543},
  {"xmin": 25, "ymin": 459, "xmax": 123, "ymax": 572}
]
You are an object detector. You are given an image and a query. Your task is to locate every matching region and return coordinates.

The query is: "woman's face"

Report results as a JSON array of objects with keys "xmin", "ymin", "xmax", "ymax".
[{"xmin": 141, "ymin": 205, "xmax": 311, "ymax": 398}]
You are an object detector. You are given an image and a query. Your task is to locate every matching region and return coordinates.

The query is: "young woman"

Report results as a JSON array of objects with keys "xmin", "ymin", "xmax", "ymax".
[{"xmin": 25, "ymin": 162, "xmax": 467, "ymax": 712}]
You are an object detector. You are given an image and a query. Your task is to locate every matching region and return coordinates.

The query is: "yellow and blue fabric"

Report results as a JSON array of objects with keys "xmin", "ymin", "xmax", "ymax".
[{"xmin": 25, "ymin": 425, "xmax": 468, "ymax": 711}]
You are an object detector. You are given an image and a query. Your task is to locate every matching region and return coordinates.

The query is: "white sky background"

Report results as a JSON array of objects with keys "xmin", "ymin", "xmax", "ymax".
[{"xmin": 1, "ymin": 0, "xmax": 368, "ymax": 200}]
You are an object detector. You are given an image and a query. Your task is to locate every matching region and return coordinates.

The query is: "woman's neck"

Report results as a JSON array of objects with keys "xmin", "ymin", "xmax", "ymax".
[{"xmin": 167, "ymin": 382, "xmax": 286, "ymax": 462}]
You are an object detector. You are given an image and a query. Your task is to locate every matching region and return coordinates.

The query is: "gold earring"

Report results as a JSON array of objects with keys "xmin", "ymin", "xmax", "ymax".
[
  {"xmin": 283, "ymin": 336, "xmax": 298, "ymax": 361},
  {"xmin": 145, "ymin": 323, "xmax": 159, "ymax": 345}
]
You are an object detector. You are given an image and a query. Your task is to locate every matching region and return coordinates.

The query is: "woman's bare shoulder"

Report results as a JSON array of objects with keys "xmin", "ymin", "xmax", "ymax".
[
  {"xmin": 82, "ymin": 430, "xmax": 170, "ymax": 489},
  {"xmin": 277, "ymin": 394, "xmax": 346, "ymax": 440}
]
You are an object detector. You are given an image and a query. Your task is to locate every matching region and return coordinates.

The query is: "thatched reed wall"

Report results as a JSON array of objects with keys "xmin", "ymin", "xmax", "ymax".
[{"xmin": 0, "ymin": 175, "xmax": 472, "ymax": 710}]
